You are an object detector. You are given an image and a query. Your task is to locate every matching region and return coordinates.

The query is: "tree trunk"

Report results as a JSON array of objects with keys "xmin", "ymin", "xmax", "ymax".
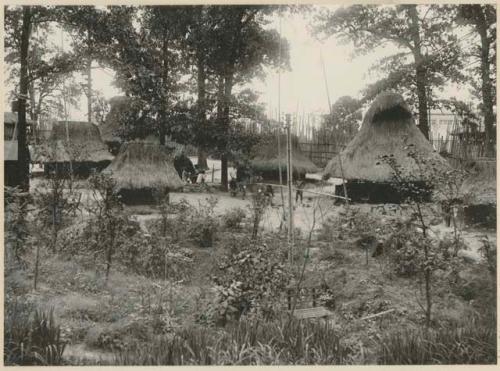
[
  {"xmin": 18, "ymin": 6, "xmax": 32, "ymax": 192},
  {"xmin": 196, "ymin": 52, "xmax": 208, "ymax": 169},
  {"xmin": 408, "ymin": 5, "xmax": 430, "ymax": 140},
  {"xmin": 221, "ymin": 70, "xmax": 235, "ymax": 192},
  {"xmin": 159, "ymin": 38, "xmax": 169, "ymax": 146},
  {"xmin": 474, "ymin": 6, "xmax": 495, "ymax": 157}
]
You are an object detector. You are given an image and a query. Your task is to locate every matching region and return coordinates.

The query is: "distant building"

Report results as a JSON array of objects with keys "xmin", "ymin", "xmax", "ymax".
[{"xmin": 4, "ymin": 112, "xmax": 33, "ymax": 187}]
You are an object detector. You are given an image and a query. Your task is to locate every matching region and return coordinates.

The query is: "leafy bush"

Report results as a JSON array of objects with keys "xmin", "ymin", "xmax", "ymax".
[
  {"xmin": 4, "ymin": 187, "xmax": 31, "ymax": 267},
  {"xmin": 222, "ymin": 208, "xmax": 246, "ymax": 230},
  {"xmin": 115, "ymin": 317, "xmax": 349, "ymax": 365},
  {"xmin": 4, "ymin": 302, "xmax": 66, "ymax": 366},
  {"xmin": 187, "ymin": 196, "xmax": 219, "ymax": 247},
  {"xmin": 379, "ymin": 320, "xmax": 496, "ymax": 364},
  {"xmin": 212, "ymin": 239, "xmax": 291, "ymax": 324},
  {"xmin": 139, "ymin": 238, "xmax": 194, "ymax": 281}
]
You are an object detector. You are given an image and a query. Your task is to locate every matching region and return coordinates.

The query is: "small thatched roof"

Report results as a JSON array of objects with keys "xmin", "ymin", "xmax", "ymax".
[
  {"xmin": 38, "ymin": 121, "xmax": 113, "ymax": 163},
  {"xmin": 103, "ymin": 141, "xmax": 183, "ymax": 191},
  {"xmin": 460, "ymin": 158, "xmax": 496, "ymax": 205},
  {"xmin": 323, "ymin": 92, "xmax": 449, "ymax": 182},
  {"xmin": 250, "ymin": 134, "xmax": 319, "ymax": 175}
]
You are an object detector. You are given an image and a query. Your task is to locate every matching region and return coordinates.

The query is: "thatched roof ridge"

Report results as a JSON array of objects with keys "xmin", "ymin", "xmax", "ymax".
[
  {"xmin": 40, "ymin": 121, "xmax": 113, "ymax": 163},
  {"xmin": 250, "ymin": 134, "xmax": 319, "ymax": 175},
  {"xmin": 323, "ymin": 92, "xmax": 449, "ymax": 182},
  {"xmin": 104, "ymin": 141, "xmax": 183, "ymax": 191},
  {"xmin": 460, "ymin": 159, "xmax": 496, "ymax": 205}
]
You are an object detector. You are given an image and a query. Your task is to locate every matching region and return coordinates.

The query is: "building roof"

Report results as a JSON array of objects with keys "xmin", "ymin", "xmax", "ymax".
[
  {"xmin": 323, "ymin": 92, "xmax": 449, "ymax": 182},
  {"xmin": 104, "ymin": 141, "xmax": 183, "ymax": 191}
]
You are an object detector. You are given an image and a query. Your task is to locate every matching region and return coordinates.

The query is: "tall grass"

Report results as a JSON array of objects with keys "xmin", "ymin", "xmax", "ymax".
[
  {"xmin": 379, "ymin": 321, "xmax": 496, "ymax": 364},
  {"xmin": 116, "ymin": 317, "xmax": 349, "ymax": 365},
  {"xmin": 4, "ymin": 304, "xmax": 66, "ymax": 365}
]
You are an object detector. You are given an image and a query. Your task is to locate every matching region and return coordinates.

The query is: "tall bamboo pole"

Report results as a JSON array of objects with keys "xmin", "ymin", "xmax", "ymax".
[{"xmin": 286, "ymin": 114, "xmax": 294, "ymax": 265}]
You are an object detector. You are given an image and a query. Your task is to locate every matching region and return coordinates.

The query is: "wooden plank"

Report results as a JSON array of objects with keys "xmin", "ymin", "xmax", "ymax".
[
  {"xmin": 359, "ymin": 309, "xmax": 395, "ymax": 321},
  {"xmin": 291, "ymin": 306, "xmax": 333, "ymax": 320}
]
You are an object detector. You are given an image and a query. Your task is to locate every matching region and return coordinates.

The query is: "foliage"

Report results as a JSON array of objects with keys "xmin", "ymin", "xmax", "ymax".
[
  {"xmin": 4, "ymin": 187, "xmax": 31, "ymax": 266},
  {"xmin": 314, "ymin": 5, "xmax": 466, "ymax": 138},
  {"xmin": 221, "ymin": 207, "xmax": 247, "ymax": 230},
  {"xmin": 212, "ymin": 239, "xmax": 291, "ymax": 324},
  {"xmin": 320, "ymin": 96, "xmax": 362, "ymax": 151},
  {"xmin": 187, "ymin": 196, "xmax": 219, "ymax": 247},
  {"xmin": 380, "ymin": 147, "xmax": 466, "ymax": 327},
  {"xmin": 478, "ymin": 235, "xmax": 496, "ymax": 275},
  {"xmin": 379, "ymin": 319, "xmax": 496, "ymax": 364},
  {"xmin": 86, "ymin": 172, "xmax": 124, "ymax": 280},
  {"xmin": 116, "ymin": 317, "xmax": 349, "ymax": 365},
  {"xmin": 138, "ymin": 238, "xmax": 194, "ymax": 282},
  {"xmin": 250, "ymin": 189, "xmax": 270, "ymax": 239},
  {"xmin": 4, "ymin": 302, "xmax": 66, "ymax": 366}
]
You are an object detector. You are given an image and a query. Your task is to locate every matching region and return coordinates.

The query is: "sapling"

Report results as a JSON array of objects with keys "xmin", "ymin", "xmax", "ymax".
[
  {"xmin": 381, "ymin": 146, "xmax": 463, "ymax": 328},
  {"xmin": 87, "ymin": 172, "xmax": 124, "ymax": 281}
]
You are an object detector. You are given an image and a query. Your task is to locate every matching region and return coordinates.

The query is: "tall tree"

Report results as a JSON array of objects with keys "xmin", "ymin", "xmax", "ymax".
[
  {"xmin": 208, "ymin": 6, "xmax": 289, "ymax": 190},
  {"xmin": 17, "ymin": 6, "xmax": 32, "ymax": 191},
  {"xmin": 315, "ymin": 5, "xmax": 464, "ymax": 139},
  {"xmin": 457, "ymin": 5, "xmax": 496, "ymax": 156}
]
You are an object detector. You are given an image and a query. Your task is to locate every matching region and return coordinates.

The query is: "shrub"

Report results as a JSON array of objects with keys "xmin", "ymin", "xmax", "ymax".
[
  {"xmin": 379, "ymin": 320, "xmax": 496, "ymax": 364},
  {"xmin": 212, "ymin": 239, "xmax": 291, "ymax": 324},
  {"xmin": 222, "ymin": 208, "xmax": 246, "ymax": 230},
  {"xmin": 4, "ymin": 187, "xmax": 31, "ymax": 267},
  {"xmin": 187, "ymin": 197, "xmax": 219, "ymax": 248},
  {"xmin": 4, "ymin": 302, "xmax": 66, "ymax": 366}
]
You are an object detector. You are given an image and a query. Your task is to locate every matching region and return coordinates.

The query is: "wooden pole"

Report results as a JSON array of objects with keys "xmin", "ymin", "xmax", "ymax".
[
  {"xmin": 87, "ymin": 29, "xmax": 92, "ymax": 124},
  {"xmin": 320, "ymin": 45, "xmax": 349, "ymax": 205},
  {"xmin": 286, "ymin": 114, "xmax": 294, "ymax": 265}
]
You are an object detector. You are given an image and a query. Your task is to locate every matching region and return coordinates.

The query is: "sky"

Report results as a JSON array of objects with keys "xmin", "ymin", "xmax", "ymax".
[{"xmin": 4, "ymin": 5, "xmax": 475, "ymax": 122}]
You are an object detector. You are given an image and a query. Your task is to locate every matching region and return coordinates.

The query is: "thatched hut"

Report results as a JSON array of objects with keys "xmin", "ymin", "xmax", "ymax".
[
  {"xmin": 104, "ymin": 141, "xmax": 183, "ymax": 204},
  {"xmin": 40, "ymin": 121, "xmax": 113, "ymax": 178},
  {"xmin": 247, "ymin": 134, "xmax": 319, "ymax": 182},
  {"xmin": 460, "ymin": 158, "xmax": 496, "ymax": 228},
  {"xmin": 323, "ymin": 92, "xmax": 449, "ymax": 203}
]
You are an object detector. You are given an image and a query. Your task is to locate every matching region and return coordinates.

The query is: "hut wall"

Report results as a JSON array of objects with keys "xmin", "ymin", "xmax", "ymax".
[
  {"xmin": 335, "ymin": 180, "xmax": 432, "ymax": 204},
  {"xmin": 5, "ymin": 161, "xmax": 21, "ymax": 187},
  {"xmin": 463, "ymin": 204, "xmax": 496, "ymax": 229},
  {"xmin": 44, "ymin": 160, "xmax": 111, "ymax": 178},
  {"xmin": 118, "ymin": 188, "xmax": 157, "ymax": 205},
  {"xmin": 238, "ymin": 166, "xmax": 306, "ymax": 183}
]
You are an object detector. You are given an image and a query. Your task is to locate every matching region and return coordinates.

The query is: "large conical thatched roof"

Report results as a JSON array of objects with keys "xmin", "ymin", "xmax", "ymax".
[
  {"xmin": 37, "ymin": 121, "xmax": 113, "ymax": 163},
  {"xmin": 323, "ymin": 92, "xmax": 449, "ymax": 182},
  {"xmin": 250, "ymin": 134, "xmax": 319, "ymax": 176},
  {"xmin": 460, "ymin": 158, "xmax": 496, "ymax": 205},
  {"xmin": 104, "ymin": 141, "xmax": 183, "ymax": 191}
]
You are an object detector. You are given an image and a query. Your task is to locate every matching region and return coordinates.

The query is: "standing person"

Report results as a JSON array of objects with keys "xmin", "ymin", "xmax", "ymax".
[{"xmin": 295, "ymin": 179, "xmax": 305, "ymax": 204}]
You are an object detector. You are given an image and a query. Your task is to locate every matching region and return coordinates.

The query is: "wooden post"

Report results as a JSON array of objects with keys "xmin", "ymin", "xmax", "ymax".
[
  {"xmin": 211, "ymin": 164, "xmax": 214, "ymax": 183},
  {"xmin": 312, "ymin": 288, "xmax": 316, "ymax": 307},
  {"xmin": 286, "ymin": 114, "xmax": 294, "ymax": 265}
]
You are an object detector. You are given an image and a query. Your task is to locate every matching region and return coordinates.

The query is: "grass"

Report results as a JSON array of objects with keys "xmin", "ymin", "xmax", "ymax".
[
  {"xmin": 4, "ymin": 189, "xmax": 497, "ymax": 366},
  {"xmin": 379, "ymin": 319, "xmax": 497, "ymax": 364},
  {"xmin": 4, "ymin": 303, "xmax": 66, "ymax": 366},
  {"xmin": 115, "ymin": 317, "xmax": 350, "ymax": 365}
]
